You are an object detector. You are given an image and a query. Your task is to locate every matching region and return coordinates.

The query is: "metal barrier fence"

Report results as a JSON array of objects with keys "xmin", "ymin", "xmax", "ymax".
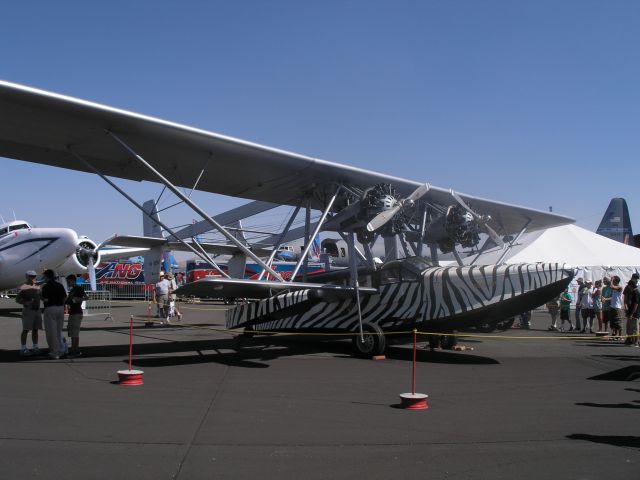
[
  {"xmin": 84, "ymin": 290, "xmax": 112, "ymax": 320},
  {"xmin": 91, "ymin": 283, "xmax": 152, "ymax": 301}
]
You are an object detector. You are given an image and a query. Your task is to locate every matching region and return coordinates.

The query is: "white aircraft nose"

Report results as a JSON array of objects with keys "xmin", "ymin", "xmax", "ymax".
[{"xmin": 31, "ymin": 227, "xmax": 79, "ymax": 268}]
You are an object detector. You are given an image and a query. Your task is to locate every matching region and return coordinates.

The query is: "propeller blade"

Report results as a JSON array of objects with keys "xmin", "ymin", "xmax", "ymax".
[
  {"xmin": 366, "ymin": 184, "xmax": 431, "ymax": 232},
  {"xmin": 450, "ymin": 189, "xmax": 504, "ymax": 247},
  {"xmin": 366, "ymin": 204, "xmax": 403, "ymax": 232},
  {"xmin": 88, "ymin": 255, "xmax": 97, "ymax": 291},
  {"xmin": 449, "ymin": 189, "xmax": 480, "ymax": 220},
  {"xmin": 483, "ymin": 223, "xmax": 505, "ymax": 248},
  {"xmin": 407, "ymin": 183, "xmax": 431, "ymax": 202}
]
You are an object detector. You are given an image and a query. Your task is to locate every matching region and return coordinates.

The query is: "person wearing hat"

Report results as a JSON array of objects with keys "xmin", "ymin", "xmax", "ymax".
[
  {"xmin": 65, "ymin": 274, "xmax": 87, "ymax": 357},
  {"xmin": 152, "ymin": 272, "xmax": 171, "ymax": 325},
  {"xmin": 15, "ymin": 270, "xmax": 42, "ymax": 356},
  {"xmin": 41, "ymin": 269, "xmax": 68, "ymax": 359}
]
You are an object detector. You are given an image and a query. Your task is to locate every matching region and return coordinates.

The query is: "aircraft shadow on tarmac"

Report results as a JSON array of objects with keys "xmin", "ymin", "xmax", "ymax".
[
  {"xmin": 0, "ymin": 335, "xmax": 499, "ymax": 367},
  {"xmin": 588, "ymin": 365, "xmax": 640, "ymax": 382},
  {"xmin": 576, "ymin": 402, "xmax": 640, "ymax": 410},
  {"xmin": 567, "ymin": 434, "xmax": 640, "ymax": 449},
  {"xmin": 592, "ymin": 354, "xmax": 640, "ymax": 362}
]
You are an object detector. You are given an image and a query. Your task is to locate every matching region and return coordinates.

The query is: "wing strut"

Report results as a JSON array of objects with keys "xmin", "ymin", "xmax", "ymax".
[
  {"xmin": 105, "ymin": 131, "xmax": 285, "ymax": 282},
  {"xmin": 495, "ymin": 220, "xmax": 531, "ymax": 265},
  {"xmin": 68, "ymin": 147, "xmax": 229, "ymax": 276},
  {"xmin": 289, "ymin": 186, "xmax": 341, "ymax": 281},
  {"xmin": 189, "ymin": 237, "xmax": 230, "ymax": 279},
  {"xmin": 416, "ymin": 205, "xmax": 428, "ymax": 258},
  {"xmin": 347, "ymin": 231, "xmax": 365, "ymax": 342},
  {"xmin": 257, "ymin": 204, "xmax": 302, "ymax": 280},
  {"xmin": 338, "ymin": 231, "xmax": 368, "ymax": 266}
]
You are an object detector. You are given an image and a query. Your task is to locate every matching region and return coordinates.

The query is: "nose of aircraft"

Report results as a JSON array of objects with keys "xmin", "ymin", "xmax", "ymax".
[{"xmin": 34, "ymin": 227, "xmax": 79, "ymax": 264}]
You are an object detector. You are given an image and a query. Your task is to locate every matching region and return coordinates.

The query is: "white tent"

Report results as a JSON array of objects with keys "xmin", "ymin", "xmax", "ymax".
[{"xmin": 465, "ymin": 224, "xmax": 640, "ymax": 304}]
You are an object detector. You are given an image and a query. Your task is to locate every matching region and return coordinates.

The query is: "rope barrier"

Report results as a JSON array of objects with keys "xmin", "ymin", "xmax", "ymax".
[{"xmin": 121, "ymin": 315, "xmax": 640, "ymax": 341}]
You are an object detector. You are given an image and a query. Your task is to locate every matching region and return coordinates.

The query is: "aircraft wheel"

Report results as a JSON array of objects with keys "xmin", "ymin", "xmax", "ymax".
[
  {"xmin": 441, "ymin": 333, "xmax": 457, "ymax": 350},
  {"xmin": 476, "ymin": 322, "xmax": 497, "ymax": 333},
  {"xmin": 495, "ymin": 317, "xmax": 515, "ymax": 331},
  {"xmin": 352, "ymin": 323, "xmax": 386, "ymax": 358}
]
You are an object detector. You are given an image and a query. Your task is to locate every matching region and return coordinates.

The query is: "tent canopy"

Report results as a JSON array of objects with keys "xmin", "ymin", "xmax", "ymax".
[{"xmin": 467, "ymin": 224, "xmax": 640, "ymax": 282}]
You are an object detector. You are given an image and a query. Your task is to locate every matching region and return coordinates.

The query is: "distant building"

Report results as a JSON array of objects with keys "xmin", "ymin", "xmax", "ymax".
[{"xmin": 596, "ymin": 198, "xmax": 634, "ymax": 244}]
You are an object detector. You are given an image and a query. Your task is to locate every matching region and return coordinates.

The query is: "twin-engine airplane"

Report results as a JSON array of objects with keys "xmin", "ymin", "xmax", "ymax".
[
  {"xmin": 0, "ymin": 219, "xmax": 127, "ymax": 291},
  {"xmin": 0, "ymin": 80, "xmax": 574, "ymax": 356}
]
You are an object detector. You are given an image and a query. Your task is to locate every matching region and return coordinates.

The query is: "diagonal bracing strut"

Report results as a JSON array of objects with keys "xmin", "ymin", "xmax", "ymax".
[
  {"xmin": 68, "ymin": 147, "xmax": 230, "ymax": 278},
  {"xmin": 106, "ymin": 131, "xmax": 284, "ymax": 281}
]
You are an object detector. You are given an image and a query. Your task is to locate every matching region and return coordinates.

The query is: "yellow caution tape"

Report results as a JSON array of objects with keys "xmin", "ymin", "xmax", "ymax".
[{"xmin": 123, "ymin": 315, "xmax": 639, "ymax": 341}]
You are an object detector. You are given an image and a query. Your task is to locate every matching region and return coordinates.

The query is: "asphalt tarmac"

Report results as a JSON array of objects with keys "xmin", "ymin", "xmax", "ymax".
[{"xmin": 0, "ymin": 297, "xmax": 638, "ymax": 479}]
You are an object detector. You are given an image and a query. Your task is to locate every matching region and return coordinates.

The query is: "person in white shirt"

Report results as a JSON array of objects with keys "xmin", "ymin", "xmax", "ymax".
[
  {"xmin": 609, "ymin": 276, "xmax": 624, "ymax": 339},
  {"xmin": 153, "ymin": 273, "xmax": 171, "ymax": 324},
  {"xmin": 580, "ymin": 280, "xmax": 595, "ymax": 333}
]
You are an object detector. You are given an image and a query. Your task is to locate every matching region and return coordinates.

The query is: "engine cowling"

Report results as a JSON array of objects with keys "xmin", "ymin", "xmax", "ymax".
[{"xmin": 57, "ymin": 236, "xmax": 101, "ymax": 276}]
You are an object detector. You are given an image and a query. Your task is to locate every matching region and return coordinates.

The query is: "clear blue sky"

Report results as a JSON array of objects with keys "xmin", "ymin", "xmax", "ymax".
[{"xmin": 1, "ymin": 0, "xmax": 638, "ymax": 244}]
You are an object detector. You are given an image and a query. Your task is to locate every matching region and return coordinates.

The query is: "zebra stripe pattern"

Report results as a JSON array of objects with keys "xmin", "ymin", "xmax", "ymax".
[{"xmin": 225, "ymin": 263, "xmax": 572, "ymax": 332}]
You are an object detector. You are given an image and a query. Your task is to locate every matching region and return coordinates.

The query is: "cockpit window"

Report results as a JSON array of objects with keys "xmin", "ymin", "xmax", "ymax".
[
  {"xmin": 322, "ymin": 240, "xmax": 339, "ymax": 257},
  {"xmin": 402, "ymin": 256, "xmax": 431, "ymax": 275},
  {"xmin": 0, "ymin": 227, "xmax": 7, "ymax": 236},
  {"xmin": 8, "ymin": 223, "xmax": 30, "ymax": 232},
  {"xmin": 379, "ymin": 267, "xmax": 401, "ymax": 285}
]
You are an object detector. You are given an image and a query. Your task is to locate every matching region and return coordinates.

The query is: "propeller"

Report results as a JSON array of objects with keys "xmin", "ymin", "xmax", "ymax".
[
  {"xmin": 87, "ymin": 255, "xmax": 97, "ymax": 291},
  {"xmin": 77, "ymin": 244, "xmax": 99, "ymax": 291},
  {"xmin": 449, "ymin": 189, "xmax": 504, "ymax": 247},
  {"xmin": 366, "ymin": 183, "xmax": 431, "ymax": 232}
]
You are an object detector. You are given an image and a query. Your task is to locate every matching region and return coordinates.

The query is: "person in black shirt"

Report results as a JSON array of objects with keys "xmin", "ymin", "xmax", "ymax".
[
  {"xmin": 65, "ymin": 275, "xmax": 87, "ymax": 357},
  {"xmin": 624, "ymin": 274, "xmax": 640, "ymax": 346},
  {"xmin": 41, "ymin": 269, "xmax": 67, "ymax": 359}
]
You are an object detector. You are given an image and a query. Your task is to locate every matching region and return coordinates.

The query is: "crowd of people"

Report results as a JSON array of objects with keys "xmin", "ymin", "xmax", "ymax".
[
  {"xmin": 545, "ymin": 273, "xmax": 640, "ymax": 345},
  {"xmin": 15, "ymin": 269, "xmax": 86, "ymax": 359},
  {"xmin": 13, "ymin": 268, "xmax": 185, "ymax": 358}
]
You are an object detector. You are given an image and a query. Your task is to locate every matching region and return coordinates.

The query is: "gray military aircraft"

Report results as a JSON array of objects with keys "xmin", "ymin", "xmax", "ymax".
[{"xmin": 0, "ymin": 80, "xmax": 574, "ymax": 356}]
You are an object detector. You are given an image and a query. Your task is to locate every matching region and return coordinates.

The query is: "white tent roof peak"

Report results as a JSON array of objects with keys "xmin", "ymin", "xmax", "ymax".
[{"xmin": 468, "ymin": 224, "xmax": 640, "ymax": 267}]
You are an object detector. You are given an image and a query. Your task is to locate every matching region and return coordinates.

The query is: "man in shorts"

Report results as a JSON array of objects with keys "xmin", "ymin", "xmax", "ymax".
[
  {"xmin": 624, "ymin": 274, "xmax": 639, "ymax": 346},
  {"xmin": 15, "ymin": 270, "xmax": 42, "ymax": 356},
  {"xmin": 559, "ymin": 287, "xmax": 573, "ymax": 332},
  {"xmin": 65, "ymin": 275, "xmax": 87, "ymax": 357},
  {"xmin": 609, "ymin": 276, "xmax": 624, "ymax": 340},
  {"xmin": 601, "ymin": 277, "xmax": 612, "ymax": 333},
  {"xmin": 580, "ymin": 280, "xmax": 595, "ymax": 333},
  {"xmin": 153, "ymin": 272, "xmax": 171, "ymax": 325}
]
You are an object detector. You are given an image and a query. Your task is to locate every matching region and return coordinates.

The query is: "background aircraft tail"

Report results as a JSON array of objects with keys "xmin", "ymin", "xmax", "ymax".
[{"xmin": 596, "ymin": 198, "xmax": 634, "ymax": 245}]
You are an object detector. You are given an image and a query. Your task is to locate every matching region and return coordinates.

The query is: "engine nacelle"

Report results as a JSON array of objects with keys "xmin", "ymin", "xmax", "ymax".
[
  {"xmin": 56, "ymin": 236, "xmax": 101, "ymax": 276},
  {"xmin": 424, "ymin": 206, "xmax": 480, "ymax": 253}
]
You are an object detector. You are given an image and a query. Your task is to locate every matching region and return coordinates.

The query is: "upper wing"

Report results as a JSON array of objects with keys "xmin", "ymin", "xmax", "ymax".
[{"xmin": 0, "ymin": 80, "xmax": 573, "ymax": 233}]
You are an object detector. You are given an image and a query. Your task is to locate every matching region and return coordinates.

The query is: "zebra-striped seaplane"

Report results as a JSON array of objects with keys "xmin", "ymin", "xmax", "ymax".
[{"xmin": 0, "ymin": 80, "xmax": 574, "ymax": 356}]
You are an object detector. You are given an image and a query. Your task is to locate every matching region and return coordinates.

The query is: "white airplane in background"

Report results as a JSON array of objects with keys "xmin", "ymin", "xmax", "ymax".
[{"xmin": 0, "ymin": 219, "xmax": 139, "ymax": 291}]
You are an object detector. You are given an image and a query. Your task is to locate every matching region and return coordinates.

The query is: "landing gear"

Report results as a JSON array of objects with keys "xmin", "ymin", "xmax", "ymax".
[
  {"xmin": 426, "ymin": 332, "xmax": 457, "ymax": 350},
  {"xmin": 352, "ymin": 323, "xmax": 386, "ymax": 358},
  {"xmin": 476, "ymin": 317, "xmax": 515, "ymax": 333}
]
